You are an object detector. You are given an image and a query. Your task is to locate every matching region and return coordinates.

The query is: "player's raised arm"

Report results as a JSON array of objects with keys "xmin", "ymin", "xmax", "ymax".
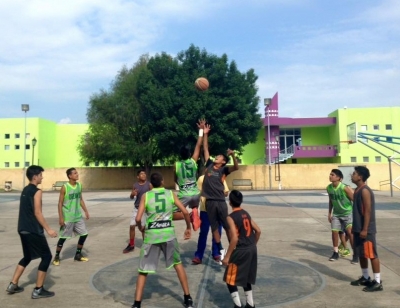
[
  {"xmin": 227, "ymin": 148, "xmax": 239, "ymax": 173},
  {"xmin": 192, "ymin": 119, "xmax": 205, "ymax": 162},
  {"xmin": 203, "ymin": 123, "xmax": 211, "ymax": 162}
]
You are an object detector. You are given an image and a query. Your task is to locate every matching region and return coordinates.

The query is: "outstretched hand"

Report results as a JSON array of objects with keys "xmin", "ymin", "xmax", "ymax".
[
  {"xmin": 227, "ymin": 148, "xmax": 234, "ymax": 156},
  {"xmin": 204, "ymin": 124, "xmax": 211, "ymax": 134},
  {"xmin": 197, "ymin": 119, "xmax": 206, "ymax": 129}
]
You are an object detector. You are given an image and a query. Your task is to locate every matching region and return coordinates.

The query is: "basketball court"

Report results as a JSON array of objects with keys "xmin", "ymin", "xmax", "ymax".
[{"xmin": 1, "ymin": 190, "xmax": 400, "ymax": 307}]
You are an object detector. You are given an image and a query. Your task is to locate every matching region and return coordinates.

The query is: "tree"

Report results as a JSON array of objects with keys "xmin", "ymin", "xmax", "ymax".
[
  {"xmin": 78, "ymin": 55, "xmax": 161, "ymax": 174},
  {"xmin": 136, "ymin": 45, "xmax": 262, "ymax": 160}
]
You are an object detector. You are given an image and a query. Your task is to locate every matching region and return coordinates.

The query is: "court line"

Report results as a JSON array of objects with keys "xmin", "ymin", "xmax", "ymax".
[{"xmin": 196, "ymin": 251, "xmax": 214, "ymax": 308}]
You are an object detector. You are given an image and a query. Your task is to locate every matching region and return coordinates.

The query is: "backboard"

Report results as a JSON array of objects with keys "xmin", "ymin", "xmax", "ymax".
[{"xmin": 346, "ymin": 122, "xmax": 357, "ymax": 144}]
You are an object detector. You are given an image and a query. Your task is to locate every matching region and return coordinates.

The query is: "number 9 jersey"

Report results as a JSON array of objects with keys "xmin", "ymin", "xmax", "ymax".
[{"xmin": 230, "ymin": 208, "xmax": 256, "ymax": 248}]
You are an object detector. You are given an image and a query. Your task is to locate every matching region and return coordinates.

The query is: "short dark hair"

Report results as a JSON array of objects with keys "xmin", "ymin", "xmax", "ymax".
[
  {"xmin": 26, "ymin": 165, "xmax": 44, "ymax": 181},
  {"xmin": 229, "ymin": 190, "xmax": 243, "ymax": 207},
  {"xmin": 221, "ymin": 154, "xmax": 230, "ymax": 166},
  {"xmin": 66, "ymin": 168, "xmax": 76, "ymax": 179},
  {"xmin": 354, "ymin": 166, "xmax": 370, "ymax": 182},
  {"xmin": 331, "ymin": 169, "xmax": 343, "ymax": 179},
  {"xmin": 150, "ymin": 172, "xmax": 163, "ymax": 188},
  {"xmin": 179, "ymin": 146, "xmax": 191, "ymax": 160},
  {"xmin": 137, "ymin": 168, "xmax": 146, "ymax": 176}
]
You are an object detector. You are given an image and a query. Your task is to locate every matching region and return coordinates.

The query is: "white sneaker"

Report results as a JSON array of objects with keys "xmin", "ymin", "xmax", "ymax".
[{"xmin": 219, "ymin": 249, "xmax": 226, "ymax": 265}]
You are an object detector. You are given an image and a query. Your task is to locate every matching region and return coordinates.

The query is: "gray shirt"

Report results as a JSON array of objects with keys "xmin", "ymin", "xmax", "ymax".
[
  {"xmin": 133, "ymin": 181, "xmax": 151, "ymax": 208},
  {"xmin": 352, "ymin": 185, "xmax": 376, "ymax": 234}
]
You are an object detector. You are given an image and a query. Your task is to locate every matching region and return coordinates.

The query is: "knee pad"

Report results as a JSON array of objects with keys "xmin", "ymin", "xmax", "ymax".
[
  {"xmin": 227, "ymin": 284, "xmax": 238, "ymax": 294},
  {"xmin": 57, "ymin": 238, "xmax": 67, "ymax": 248},
  {"xmin": 78, "ymin": 234, "xmax": 88, "ymax": 246},
  {"xmin": 243, "ymin": 283, "xmax": 252, "ymax": 292}
]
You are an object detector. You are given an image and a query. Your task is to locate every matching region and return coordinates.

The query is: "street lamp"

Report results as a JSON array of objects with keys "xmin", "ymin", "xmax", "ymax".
[
  {"xmin": 32, "ymin": 137, "xmax": 37, "ymax": 165},
  {"xmin": 276, "ymin": 135, "xmax": 282, "ymax": 190},
  {"xmin": 264, "ymin": 98, "xmax": 272, "ymax": 190},
  {"xmin": 21, "ymin": 104, "xmax": 29, "ymax": 189}
]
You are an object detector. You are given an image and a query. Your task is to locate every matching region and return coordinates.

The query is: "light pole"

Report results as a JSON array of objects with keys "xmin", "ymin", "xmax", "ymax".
[
  {"xmin": 21, "ymin": 104, "xmax": 29, "ymax": 188},
  {"xmin": 264, "ymin": 98, "xmax": 272, "ymax": 190},
  {"xmin": 32, "ymin": 137, "xmax": 37, "ymax": 165},
  {"xmin": 276, "ymin": 135, "xmax": 282, "ymax": 190}
]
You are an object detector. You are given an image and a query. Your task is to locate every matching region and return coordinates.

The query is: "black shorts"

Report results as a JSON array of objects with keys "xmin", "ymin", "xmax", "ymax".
[
  {"xmin": 205, "ymin": 200, "xmax": 229, "ymax": 232},
  {"xmin": 224, "ymin": 245, "xmax": 257, "ymax": 287},
  {"xmin": 353, "ymin": 232, "xmax": 378, "ymax": 259},
  {"xmin": 19, "ymin": 232, "xmax": 51, "ymax": 260}
]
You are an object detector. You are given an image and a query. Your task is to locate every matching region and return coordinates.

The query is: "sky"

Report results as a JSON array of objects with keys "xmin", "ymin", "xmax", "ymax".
[{"xmin": 0, "ymin": 0, "xmax": 399, "ymax": 124}]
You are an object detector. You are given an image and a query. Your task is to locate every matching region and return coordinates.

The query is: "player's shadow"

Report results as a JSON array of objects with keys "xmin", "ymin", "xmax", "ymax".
[
  {"xmin": 292, "ymin": 239, "xmax": 333, "ymax": 258},
  {"xmin": 18, "ymin": 263, "xmax": 58, "ymax": 289},
  {"xmin": 298, "ymin": 258, "xmax": 353, "ymax": 281}
]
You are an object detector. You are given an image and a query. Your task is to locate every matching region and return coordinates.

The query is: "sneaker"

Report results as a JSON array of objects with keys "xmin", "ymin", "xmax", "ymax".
[
  {"xmin": 351, "ymin": 255, "xmax": 359, "ymax": 264},
  {"xmin": 191, "ymin": 257, "xmax": 202, "ymax": 265},
  {"xmin": 234, "ymin": 305, "xmax": 243, "ymax": 308},
  {"xmin": 245, "ymin": 303, "xmax": 255, "ymax": 308},
  {"xmin": 6, "ymin": 282, "xmax": 24, "ymax": 294},
  {"xmin": 340, "ymin": 248, "xmax": 351, "ymax": 257},
  {"xmin": 123, "ymin": 244, "xmax": 135, "ymax": 254},
  {"xmin": 184, "ymin": 296, "xmax": 194, "ymax": 308},
  {"xmin": 329, "ymin": 252, "xmax": 339, "ymax": 261},
  {"xmin": 191, "ymin": 208, "xmax": 201, "ymax": 231},
  {"xmin": 350, "ymin": 276, "xmax": 371, "ymax": 286},
  {"xmin": 213, "ymin": 255, "xmax": 221, "ymax": 263},
  {"xmin": 74, "ymin": 253, "xmax": 89, "ymax": 262},
  {"xmin": 52, "ymin": 256, "xmax": 60, "ymax": 266},
  {"xmin": 363, "ymin": 280, "xmax": 383, "ymax": 292},
  {"xmin": 31, "ymin": 287, "xmax": 55, "ymax": 299},
  {"xmin": 219, "ymin": 249, "xmax": 227, "ymax": 265},
  {"xmin": 338, "ymin": 243, "xmax": 345, "ymax": 253}
]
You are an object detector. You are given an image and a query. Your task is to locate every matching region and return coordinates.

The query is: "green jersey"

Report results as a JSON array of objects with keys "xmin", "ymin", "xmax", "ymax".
[
  {"xmin": 143, "ymin": 188, "xmax": 176, "ymax": 244},
  {"xmin": 327, "ymin": 182, "xmax": 352, "ymax": 216},
  {"xmin": 176, "ymin": 158, "xmax": 200, "ymax": 198},
  {"xmin": 62, "ymin": 182, "xmax": 82, "ymax": 223}
]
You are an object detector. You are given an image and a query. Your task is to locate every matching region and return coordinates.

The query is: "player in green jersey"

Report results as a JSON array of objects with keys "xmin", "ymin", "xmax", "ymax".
[
  {"xmin": 52, "ymin": 168, "xmax": 90, "ymax": 266},
  {"xmin": 327, "ymin": 169, "xmax": 355, "ymax": 262},
  {"xmin": 132, "ymin": 172, "xmax": 193, "ymax": 308},
  {"xmin": 173, "ymin": 120, "xmax": 205, "ymax": 231}
]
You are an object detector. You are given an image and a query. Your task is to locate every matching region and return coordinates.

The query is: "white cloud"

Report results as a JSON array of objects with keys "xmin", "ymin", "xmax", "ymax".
[{"xmin": 58, "ymin": 117, "xmax": 72, "ymax": 124}]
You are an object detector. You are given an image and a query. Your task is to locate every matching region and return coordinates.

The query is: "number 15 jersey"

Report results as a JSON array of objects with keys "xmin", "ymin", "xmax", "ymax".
[
  {"xmin": 143, "ymin": 187, "xmax": 176, "ymax": 244},
  {"xmin": 230, "ymin": 208, "xmax": 256, "ymax": 248}
]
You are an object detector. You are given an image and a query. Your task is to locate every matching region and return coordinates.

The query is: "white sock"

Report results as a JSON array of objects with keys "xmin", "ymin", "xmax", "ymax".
[
  {"xmin": 245, "ymin": 290, "xmax": 254, "ymax": 306},
  {"xmin": 230, "ymin": 291, "xmax": 241, "ymax": 306},
  {"xmin": 333, "ymin": 247, "xmax": 338, "ymax": 253},
  {"xmin": 362, "ymin": 268, "xmax": 369, "ymax": 279},
  {"xmin": 374, "ymin": 273, "xmax": 381, "ymax": 283}
]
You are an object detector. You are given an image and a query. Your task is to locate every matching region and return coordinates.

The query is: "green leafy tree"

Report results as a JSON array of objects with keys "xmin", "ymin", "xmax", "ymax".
[{"xmin": 136, "ymin": 45, "xmax": 262, "ymax": 161}]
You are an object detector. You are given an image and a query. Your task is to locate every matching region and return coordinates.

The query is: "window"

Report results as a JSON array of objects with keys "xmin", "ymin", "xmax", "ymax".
[
  {"xmin": 25, "ymin": 133, "xmax": 30, "ymax": 139},
  {"xmin": 4, "ymin": 162, "xmax": 9, "ymax": 168},
  {"xmin": 361, "ymin": 125, "xmax": 367, "ymax": 131},
  {"xmin": 363, "ymin": 157, "xmax": 369, "ymax": 163},
  {"xmin": 5, "ymin": 133, "xmax": 10, "ymax": 139},
  {"xmin": 387, "ymin": 137, "xmax": 393, "ymax": 142},
  {"xmin": 350, "ymin": 157, "xmax": 357, "ymax": 163},
  {"xmin": 15, "ymin": 162, "xmax": 20, "ymax": 167},
  {"xmin": 4, "ymin": 145, "xmax": 10, "ymax": 150},
  {"xmin": 15, "ymin": 133, "xmax": 20, "ymax": 138},
  {"xmin": 385, "ymin": 124, "xmax": 392, "ymax": 130},
  {"xmin": 25, "ymin": 144, "xmax": 30, "ymax": 150},
  {"xmin": 25, "ymin": 162, "xmax": 29, "ymax": 167},
  {"xmin": 375, "ymin": 156, "xmax": 381, "ymax": 162},
  {"xmin": 15, "ymin": 145, "xmax": 20, "ymax": 150},
  {"xmin": 373, "ymin": 125, "xmax": 379, "ymax": 130}
]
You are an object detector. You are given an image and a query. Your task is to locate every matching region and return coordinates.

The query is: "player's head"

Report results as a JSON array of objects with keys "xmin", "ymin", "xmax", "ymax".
[
  {"xmin": 26, "ymin": 165, "xmax": 44, "ymax": 183},
  {"xmin": 66, "ymin": 168, "xmax": 78, "ymax": 180},
  {"xmin": 351, "ymin": 166, "xmax": 370, "ymax": 183},
  {"xmin": 329, "ymin": 169, "xmax": 343, "ymax": 182},
  {"xmin": 214, "ymin": 154, "xmax": 230, "ymax": 166},
  {"xmin": 179, "ymin": 145, "xmax": 191, "ymax": 160},
  {"xmin": 150, "ymin": 172, "xmax": 164, "ymax": 188},
  {"xmin": 229, "ymin": 190, "xmax": 243, "ymax": 208},
  {"xmin": 137, "ymin": 169, "xmax": 146, "ymax": 181}
]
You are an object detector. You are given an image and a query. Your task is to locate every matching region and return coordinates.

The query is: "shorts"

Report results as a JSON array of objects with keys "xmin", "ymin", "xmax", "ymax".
[
  {"xmin": 19, "ymin": 232, "xmax": 51, "ymax": 261},
  {"xmin": 353, "ymin": 233, "xmax": 378, "ymax": 259},
  {"xmin": 59, "ymin": 218, "xmax": 88, "ymax": 238},
  {"xmin": 138, "ymin": 239, "xmax": 181, "ymax": 273},
  {"xmin": 224, "ymin": 245, "xmax": 257, "ymax": 287},
  {"xmin": 130, "ymin": 207, "xmax": 146, "ymax": 226},
  {"xmin": 205, "ymin": 199, "xmax": 230, "ymax": 232},
  {"xmin": 174, "ymin": 194, "xmax": 200, "ymax": 213},
  {"xmin": 331, "ymin": 214, "xmax": 352, "ymax": 232}
]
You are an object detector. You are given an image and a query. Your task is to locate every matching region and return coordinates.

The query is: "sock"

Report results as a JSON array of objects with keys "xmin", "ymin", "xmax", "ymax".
[
  {"xmin": 333, "ymin": 247, "xmax": 338, "ymax": 253},
  {"xmin": 245, "ymin": 290, "xmax": 254, "ymax": 306},
  {"xmin": 374, "ymin": 273, "xmax": 381, "ymax": 283},
  {"xmin": 230, "ymin": 291, "xmax": 241, "ymax": 306},
  {"xmin": 216, "ymin": 242, "xmax": 223, "ymax": 251},
  {"xmin": 133, "ymin": 300, "xmax": 141, "ymax": 308},
  {"xmin": 76, "ymin": 247, "xmax": 82, "ymax": 255},
  {"xmin": 130, "ymin": 239, "xmax": 135, "ymax": 246},
  {"xmin": 34, "ymin": 286, "xmax": 42, "ymax": 290},
  {"xmin": 362, "ymin": 268, "xmax": 369, "ymax": 279}
]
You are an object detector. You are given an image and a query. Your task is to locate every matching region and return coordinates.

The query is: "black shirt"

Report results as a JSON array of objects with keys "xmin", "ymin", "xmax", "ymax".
[
  {"xmin": 202, "ymin": 159, "xmax": 230, "ymax": 201},
  {"xmin": 18, "ymin": 184, "xmax": 44, "ymax": 236},
  {"xmin": 230, "ymin": 208, "xmax": 256, "ymax": 248},
  {"xmin": 352, "ymin": 185, "xmax": 376, "ymax": 234}
]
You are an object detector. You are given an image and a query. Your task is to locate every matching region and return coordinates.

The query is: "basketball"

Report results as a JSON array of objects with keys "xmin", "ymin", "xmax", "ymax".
[{"xmin": 194, "ymin": 77, "xmax": 209, "ymax": 91}]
